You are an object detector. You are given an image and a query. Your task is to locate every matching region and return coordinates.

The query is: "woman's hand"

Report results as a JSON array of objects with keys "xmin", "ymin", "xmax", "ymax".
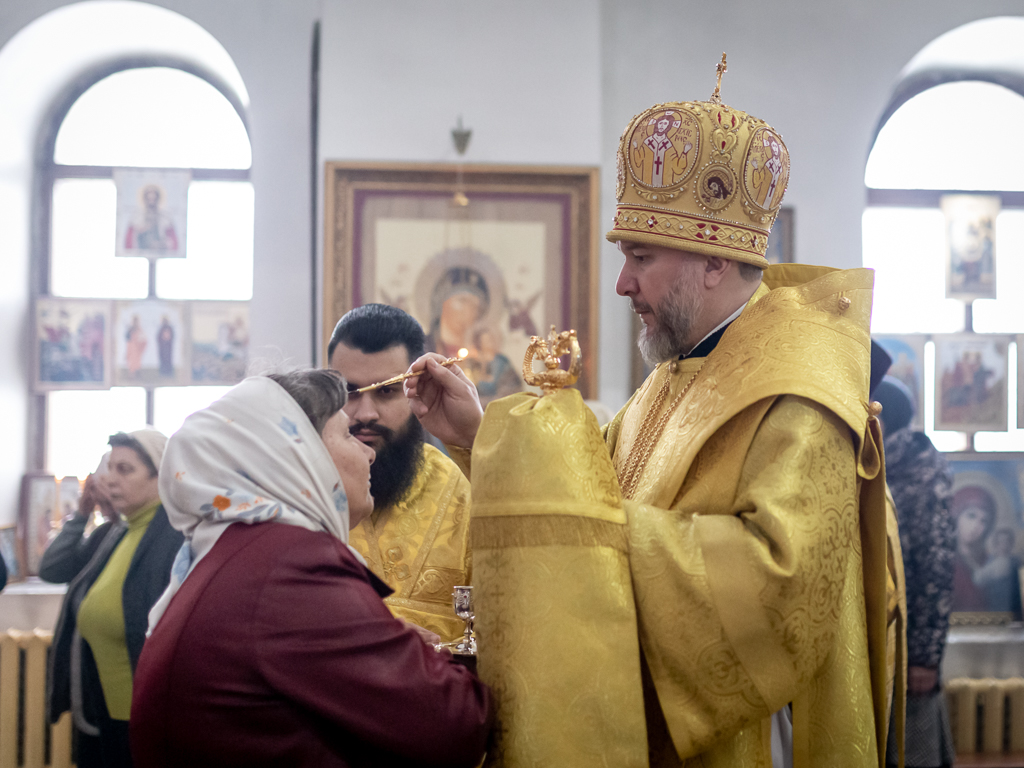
[
  {"xmin": 77, "ymin": 475, "xmax": 101, "ymax": 518},
  {"xmin": 404, "ymin": 354, "xmax": 483, "ymax": 450},
  {"xmin": 79, "ymin": 473, "xmax": 119, "ymax": 522}
]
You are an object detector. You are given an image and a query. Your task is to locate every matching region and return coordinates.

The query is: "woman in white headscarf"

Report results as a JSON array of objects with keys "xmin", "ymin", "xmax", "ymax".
[{"xmin": 130, "ymin": 370, "xmax": 490, "ymax": 768}]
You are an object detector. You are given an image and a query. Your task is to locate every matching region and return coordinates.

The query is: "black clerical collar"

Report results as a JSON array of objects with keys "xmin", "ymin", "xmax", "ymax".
[
  {"xmin": 679, "ymin": 322, "xmax": 732, "ymax": 360},
  {"xmin": 678, "ymin": 303, "xmax": 746, "ymax": 360}
]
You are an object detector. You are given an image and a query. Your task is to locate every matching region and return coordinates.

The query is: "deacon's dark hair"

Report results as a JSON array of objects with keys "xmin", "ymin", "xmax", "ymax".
[
  {"xmin": 268, "ymin": 369, "xmax": 349, "ymax": 436},
  {"xmin": 108, "ymin": 433, "xmax": 159, "ymax": 477},
  {"xmin": 327, "ymin": 303, "xmax": 426, "ymax": 364}
]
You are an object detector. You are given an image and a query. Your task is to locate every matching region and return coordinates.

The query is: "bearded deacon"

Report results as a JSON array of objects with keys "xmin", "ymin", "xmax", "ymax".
[{"xmin": 329, "ymin": 304, "xmax": 472, "ymax": 643}]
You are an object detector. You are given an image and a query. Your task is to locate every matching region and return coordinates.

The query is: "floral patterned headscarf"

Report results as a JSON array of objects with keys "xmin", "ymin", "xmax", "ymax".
[{"xmin": 148, "ymin": 376, "xmax": 355, "ymax": 631}]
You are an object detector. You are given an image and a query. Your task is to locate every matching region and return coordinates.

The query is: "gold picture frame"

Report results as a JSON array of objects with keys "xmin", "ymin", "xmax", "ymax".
[
  {"xmin": 323, "ymin": 162, "xmax": 600, "ymax": 399},
  {"xmin": 18, "ymin": 472, "xmax": 58, "ymax": 577}
]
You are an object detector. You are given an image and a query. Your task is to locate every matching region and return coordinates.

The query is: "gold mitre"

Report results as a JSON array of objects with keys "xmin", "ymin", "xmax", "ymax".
[{"xmin": 606, "ymin": 54, "xmax": 790, "ymax": 268}]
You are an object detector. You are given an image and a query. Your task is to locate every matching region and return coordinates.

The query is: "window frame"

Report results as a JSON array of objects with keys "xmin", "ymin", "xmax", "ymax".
[
  {"xmin": 865, "ymin": 74, "xmax": 1024, "ymax": 451},
  {"xmin": 866, "ymin": 73, "xmax": 1024, "ymax": 209},
  {"xmin": 30, "ymin": 56, "xmax": 252, "ymax": 472}
]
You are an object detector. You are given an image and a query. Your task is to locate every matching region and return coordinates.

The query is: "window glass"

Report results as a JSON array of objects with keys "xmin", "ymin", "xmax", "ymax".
[
  {"xmin": 156, "ymin": 182, "xmax": 254, "ymax": 299},
  {"xmin": 971, "ymin": 211, "xmax": 1024, "ymax": 333},
  {"xmin": 54, "ymin": 67, "xmax": 251, "ymax": 169},
  {"xmin": 862, "ymin": 208, "xmax": 964, "ymax": 334},
  {"xmin": 866, "ymin": 82, "xmax": 1024, "ymax": 190},
  {"xmin": 50, "ymin": 178, "xmax": 148, "ymax": 298},
  {"xmin": 153, "ymin": 386, "xmax": 232, "ymax": 438},
  {"xmin": 45, "ymin": 65, "xmax": 252, "ymax": 476},
  {"xmin": 47, "ymin": 388, "xmax": 148, "ymax": 479}
]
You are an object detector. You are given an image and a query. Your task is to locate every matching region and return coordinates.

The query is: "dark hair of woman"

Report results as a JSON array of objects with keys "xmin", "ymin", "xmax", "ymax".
[
  {"xmin": 107, "ymin": 432, "xmax": 159, "ymax": 477},
  {"xmin": 268, "ymin": 369, "xmax": 348, "ymax": 436}
]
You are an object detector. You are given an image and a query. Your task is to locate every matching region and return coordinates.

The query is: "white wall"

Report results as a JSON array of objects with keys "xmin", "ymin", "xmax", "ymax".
[
  {"xmin": 317, "ymin": 0, "xmax": 607, "ymax": 389},
  {"xmin": 319, "ymin": 0, "xmax": 601, "ymax": 165}
]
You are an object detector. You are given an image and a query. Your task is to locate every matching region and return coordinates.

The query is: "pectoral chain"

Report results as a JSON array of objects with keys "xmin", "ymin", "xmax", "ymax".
[{"xmin": 617, "ymin": 363, "xmax": 703, "ymax": 500}]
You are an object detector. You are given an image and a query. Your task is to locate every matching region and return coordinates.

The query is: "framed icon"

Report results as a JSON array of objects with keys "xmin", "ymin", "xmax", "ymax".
[{"xmin": 323, "ymin": 162, "xmax": 600, "ymax": 400}]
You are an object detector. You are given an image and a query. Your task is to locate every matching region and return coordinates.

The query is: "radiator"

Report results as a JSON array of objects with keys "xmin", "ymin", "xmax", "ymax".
[
  {"xmin": 0, "ymin": 630, "xmax": 72, "ymax": 768},
  {"xmin": 946, "ymin": 676, "xmax": 1024, "ymax": 755}
]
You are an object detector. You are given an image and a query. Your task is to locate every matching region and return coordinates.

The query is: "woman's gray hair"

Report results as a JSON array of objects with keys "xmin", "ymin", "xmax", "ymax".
[{"xmin": 267, "ymin": 369, "xmax": 348, "ymax": 436}]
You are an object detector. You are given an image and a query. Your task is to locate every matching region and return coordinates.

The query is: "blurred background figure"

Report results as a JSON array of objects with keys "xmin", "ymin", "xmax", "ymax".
[
  {"xmin": 40, "ymin": 452, "xmax": 119, "ymax": 584},
  {"xmin": 47, "ymin": 428, "xmax": 182, "ymax": 768},
  {"xmin": 973, "ymin": 527, "xmax": 1022, "ymax": 613},
  {"xmin": 876, "ymin": 376, "xmax": 956, "ymax": 768}
]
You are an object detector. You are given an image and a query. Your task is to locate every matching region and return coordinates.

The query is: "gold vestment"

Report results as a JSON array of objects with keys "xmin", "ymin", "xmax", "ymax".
[
  {"xmin": 467, "ymin": 265, "xmax": 906, "ymax": 768},
  {"xmin": 348, "ymin": 443, "xmax": 472, "ymax": 642}
]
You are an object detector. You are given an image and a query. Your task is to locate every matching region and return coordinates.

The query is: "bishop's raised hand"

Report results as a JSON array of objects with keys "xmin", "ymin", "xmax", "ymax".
[{"xmin": 404, "ymin": 353, "xmax": 483, "ymax": 450}]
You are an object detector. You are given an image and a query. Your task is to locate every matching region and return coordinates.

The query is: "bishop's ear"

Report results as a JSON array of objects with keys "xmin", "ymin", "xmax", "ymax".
[{"xmin": 703, "ymin": 255, "xmax": 731, "ymax": 287}]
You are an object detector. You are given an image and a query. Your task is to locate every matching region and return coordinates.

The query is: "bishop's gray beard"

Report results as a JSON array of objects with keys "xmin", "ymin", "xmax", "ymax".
[{"xmin": 634, "ymin": 275, "xmax": 705, "ymax": 366}]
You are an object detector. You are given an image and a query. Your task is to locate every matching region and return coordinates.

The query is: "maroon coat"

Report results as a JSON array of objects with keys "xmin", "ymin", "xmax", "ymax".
[{"xmin": 130, "ymin": 522, "xmax": 490, "ymax": 767}]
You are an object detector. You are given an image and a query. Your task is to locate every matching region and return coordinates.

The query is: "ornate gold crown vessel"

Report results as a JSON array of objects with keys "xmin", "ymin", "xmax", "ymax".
[
  {"xmin": 606, "ymin": 54, "xmax": 790, "ymax": 268},
  {"xmin": 522, "ymin": 326, "xmax": 582, "ymax": 395}
]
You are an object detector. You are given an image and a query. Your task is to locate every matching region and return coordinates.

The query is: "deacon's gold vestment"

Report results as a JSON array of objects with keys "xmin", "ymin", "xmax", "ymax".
[
  {"xmin": 466, "ymin": 264, "xmax": 905, "ymax": 768},
  {"xmin": 348, "ymin": 443, "xmax": 472, "ymax": 642}
]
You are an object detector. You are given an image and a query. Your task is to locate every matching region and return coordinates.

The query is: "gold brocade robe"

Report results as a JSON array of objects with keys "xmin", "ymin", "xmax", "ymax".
[
  {"xmin": 466, "ymin": 264, "xmax": 905, "ymax": 768},
  {"xmin": 605, "ymin": 265, "xmax": 905, "ymax": 767},
  {"xmin": 348, "ymin": 443, "xmax": 472, "ymax": 642}
]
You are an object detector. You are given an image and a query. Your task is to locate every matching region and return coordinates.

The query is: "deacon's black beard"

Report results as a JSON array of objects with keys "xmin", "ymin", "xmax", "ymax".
[{"xmin": 354, "ymin": 414, "xmax": 426, "ymax": 511}]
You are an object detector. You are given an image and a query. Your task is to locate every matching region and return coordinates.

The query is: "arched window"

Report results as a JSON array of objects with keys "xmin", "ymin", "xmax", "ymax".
[
  {"xmin": 41, "ymin": 64, "xmax": 253, "ymax": 478},
  {"xmin": 864, "ymin": 17, "xmax": 1024, "ymax": 452}
]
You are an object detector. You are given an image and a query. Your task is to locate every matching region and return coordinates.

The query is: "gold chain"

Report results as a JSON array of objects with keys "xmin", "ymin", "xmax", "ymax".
[{"xmin": 618, "ymin": 364, "xmax": 703, "ymax": 500}]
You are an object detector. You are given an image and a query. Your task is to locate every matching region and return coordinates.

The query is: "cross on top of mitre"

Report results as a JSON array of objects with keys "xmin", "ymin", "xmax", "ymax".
[{"xmin": 710, "ymin": 52, "xmax": 727, "ymax": 105}]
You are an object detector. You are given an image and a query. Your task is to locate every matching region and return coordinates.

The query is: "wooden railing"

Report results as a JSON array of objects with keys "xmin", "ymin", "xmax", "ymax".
[{"xmin": 0, "ymin": 630, "xmax": 73, "ymax": 768}]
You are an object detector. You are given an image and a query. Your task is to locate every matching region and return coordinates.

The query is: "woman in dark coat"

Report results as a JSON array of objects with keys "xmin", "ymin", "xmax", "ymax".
[
  {"xmin": 877, "ymin": 377, "xmax": 956, "ymax": 768},
  {"xmin": 131, "ymin": 371, "xmax": 491, "ymax": 767},
  {"xmin": 47, "ymin": 428, "xmax": 182, "ymax": 768}
]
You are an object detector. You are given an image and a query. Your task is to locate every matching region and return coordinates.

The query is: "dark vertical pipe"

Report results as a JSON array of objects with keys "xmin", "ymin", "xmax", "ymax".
[{"xmin": 310, "ymin": 20, "xmax": 321, "ymax": 365}]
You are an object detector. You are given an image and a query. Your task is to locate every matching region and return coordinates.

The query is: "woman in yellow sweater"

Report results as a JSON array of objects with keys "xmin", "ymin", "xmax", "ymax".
[{"xmin": 48, "ymin": 428, "xmax": 183, "ymax": 768}]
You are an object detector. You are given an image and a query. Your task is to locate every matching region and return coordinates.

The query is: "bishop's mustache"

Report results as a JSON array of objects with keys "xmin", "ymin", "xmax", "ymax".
[{"xmin": 630, "ymin": 298, "xmax": 652, "ymax": 315}]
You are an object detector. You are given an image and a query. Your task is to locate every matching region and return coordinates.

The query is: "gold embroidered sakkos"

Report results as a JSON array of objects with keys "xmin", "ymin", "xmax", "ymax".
[
  {"xmin": 348, "ymin": 443, "xmax": 472, "ymax": 642},
  {"xmin": 616, "ymin": 363, "xmax": 702, "ymax": 500},
  {"xmin": 466, "ymin": 264, "xmax": 905, "ymax": 768}
]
